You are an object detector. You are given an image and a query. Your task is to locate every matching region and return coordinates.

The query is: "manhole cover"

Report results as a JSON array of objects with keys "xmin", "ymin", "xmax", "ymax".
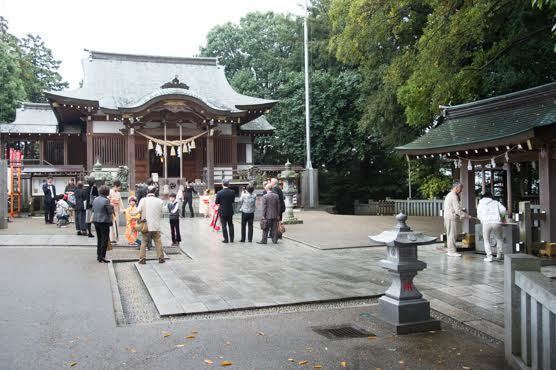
[{"xmin": 312, "ymin": 324, "xmax": 375, "ymax": 339}]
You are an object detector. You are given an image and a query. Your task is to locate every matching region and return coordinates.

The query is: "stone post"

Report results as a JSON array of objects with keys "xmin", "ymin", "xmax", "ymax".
[
  {"xmin": 279, "ymin": 161, "xmax": 302, "ymax": 224},
  {"xmin": 369, "ymin": 214, "xmax": 441, "ymax": 334}
]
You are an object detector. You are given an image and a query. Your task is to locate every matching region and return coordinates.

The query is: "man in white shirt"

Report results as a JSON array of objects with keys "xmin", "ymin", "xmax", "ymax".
[
  {"xmin": 443, "ymin": 181, "xmax": 470, "ymax": 257},
  {"xmin": 477, "ymin": 192, "xmax": 507, "ymax": 262},
  {"xmin": 133, "ymin": 187, "xmax": 165, "ymax": 264}
]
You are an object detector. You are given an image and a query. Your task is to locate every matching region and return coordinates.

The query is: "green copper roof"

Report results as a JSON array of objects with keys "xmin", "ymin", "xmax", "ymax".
[{"xmin": 397, "ymin": 83, "xmax": 556, "ymax": 155}]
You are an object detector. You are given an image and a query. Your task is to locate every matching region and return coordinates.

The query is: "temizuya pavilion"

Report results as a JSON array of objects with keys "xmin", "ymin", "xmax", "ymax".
[{"xmin": 396, "ymin": 82, "xmax": 556, "ymax": 243}]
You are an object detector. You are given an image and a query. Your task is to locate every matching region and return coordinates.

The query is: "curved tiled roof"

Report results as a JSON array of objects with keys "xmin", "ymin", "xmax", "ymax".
[
  {"xmin": 397, "ymin": 82, "xmax": 556, "ymax": 155},
  {"xmin": 46, "ymin": 50, "xmax": 277, "ymax": 113}
]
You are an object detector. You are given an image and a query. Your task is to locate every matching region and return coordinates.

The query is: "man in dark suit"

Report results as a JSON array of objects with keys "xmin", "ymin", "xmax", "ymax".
[
  {"xmin": 85, "ymin": 177, "xmax": 99, "ymax": 237},
  {"xmin": 215, "ymin": 179, "xmax": 236, "ymax": 243},
  {"xmin": 258, "ymin": 183, "xmax": 281, "ymax": 244},
  {"xmin": 181, "ymin": 181, "xmax": 197, "ymax": 218},
  {"xmin": 270, "ymin": 178, "xmax": 285, "ymax": 221},
  {"xmin": 42, "ymin": 176, "xmax": 56, "ymax": 224}
]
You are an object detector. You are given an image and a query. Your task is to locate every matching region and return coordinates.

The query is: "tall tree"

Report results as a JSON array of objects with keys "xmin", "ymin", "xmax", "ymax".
[{"xmin": 0, "ymin": 41, "xmax": 25, "ymax": 122}]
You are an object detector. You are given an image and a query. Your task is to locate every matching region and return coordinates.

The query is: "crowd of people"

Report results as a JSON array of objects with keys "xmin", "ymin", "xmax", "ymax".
[{"xmin": 42, "ymin": 175, "xmax": 287, "ymax": 264}]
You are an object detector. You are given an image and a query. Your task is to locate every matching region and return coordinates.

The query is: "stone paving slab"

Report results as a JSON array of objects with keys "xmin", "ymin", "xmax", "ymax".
[{"xmin": 132, "ymin": 215, "xmax": 508, "ymax": 345}]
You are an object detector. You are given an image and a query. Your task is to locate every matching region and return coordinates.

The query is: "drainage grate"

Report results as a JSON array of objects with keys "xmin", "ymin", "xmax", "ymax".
[{"xmin": 312, "ymin": 324, "xmax": 375, "ymax": 339}]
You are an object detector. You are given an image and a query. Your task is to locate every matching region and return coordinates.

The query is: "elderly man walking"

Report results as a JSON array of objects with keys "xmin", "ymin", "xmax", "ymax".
[
  {"xmin": 443, "ymin": 181, "xmax": 469, "ymax": 257},
  {"xmin": 134, "ymin": 186, "xmax": 165, "ymax": 264},
  {"xmin": 258, "ymin": 183, "xmax": 281, "ymax": 245}
]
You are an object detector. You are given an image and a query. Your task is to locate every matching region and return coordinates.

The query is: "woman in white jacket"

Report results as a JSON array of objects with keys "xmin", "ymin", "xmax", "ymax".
[{"xmin": 477, "ymin": 192, "xmax": 507, "ymax": 262}]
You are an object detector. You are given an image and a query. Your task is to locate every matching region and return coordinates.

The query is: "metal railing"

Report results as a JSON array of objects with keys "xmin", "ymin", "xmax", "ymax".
[
  {"xmin": 355, "ymin": 198, "xmax": 443, "ymax": 217},
  {"xmin": 504, "ymin": 254, "xmax": 555, "ymax": 369}
]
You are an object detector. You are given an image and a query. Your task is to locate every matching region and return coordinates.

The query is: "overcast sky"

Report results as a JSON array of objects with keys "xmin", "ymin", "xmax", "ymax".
[{"xmin": 0, "ymin": 0, "xmax": 303, "ymax": 88}]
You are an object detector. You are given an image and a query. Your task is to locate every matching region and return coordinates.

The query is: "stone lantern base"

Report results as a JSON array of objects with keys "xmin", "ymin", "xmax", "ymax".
[{"xmin": 379, "ymin": 296, "xmax": 441, "ymax": 335}]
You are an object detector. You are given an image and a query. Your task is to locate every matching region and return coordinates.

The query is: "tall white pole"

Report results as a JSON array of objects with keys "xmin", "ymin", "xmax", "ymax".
[
  {"xmin": 304, "ymin": 0, "xmax": 315, "ymax": 207},
  {"xmin": 179, "ymin": 124, "xmax": 183, "ymax": 181}
]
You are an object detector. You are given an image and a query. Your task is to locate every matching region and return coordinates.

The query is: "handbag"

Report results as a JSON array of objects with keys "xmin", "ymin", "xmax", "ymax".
[
  {"xmin": 134, "ymin": 199, "xmax": 149, "ymax": 233},
  {"xmin": 278, "ymin": 221, "xmax": 286, "ymax": 235}
]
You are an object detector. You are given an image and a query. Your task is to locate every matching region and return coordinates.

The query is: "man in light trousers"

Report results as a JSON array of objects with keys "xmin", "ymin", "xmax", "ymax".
[
  {"xmin": 477, "ymin": 191, "xmax": 507, "ymax": 262},
  {"xmin": 443, "ymin": 181, "xmax": 469, "ymax": 257},
  {"xmin": 133, "ymin": 186, "xmax": 165, "ymax": 264}
]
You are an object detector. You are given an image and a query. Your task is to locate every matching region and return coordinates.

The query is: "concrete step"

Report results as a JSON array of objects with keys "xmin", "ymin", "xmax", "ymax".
[{"xmin": 134, "ymin": 263, "xmax": 184, "ymax": 316}]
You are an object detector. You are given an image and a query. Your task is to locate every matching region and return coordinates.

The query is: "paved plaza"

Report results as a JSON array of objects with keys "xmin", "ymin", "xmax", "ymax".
[{"xmin": 0, "ymin": 211, "xmax": 526, "ymax": 369}]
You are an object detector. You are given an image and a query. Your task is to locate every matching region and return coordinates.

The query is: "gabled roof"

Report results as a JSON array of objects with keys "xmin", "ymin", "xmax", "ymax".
[
  {"xmin": 0, "ymin": 102, "xmax": 69, "ymax": 134},
  {"xmin": 45, "ymin": 50, "xmax": 277, "ymax": 114},
  {"xmin": 397, "ymin": 82, "xmax": 556, "ymax": 155},
  {"xmin": 239, "ymin": 115, "xmax": 275, "ymax": 134}
]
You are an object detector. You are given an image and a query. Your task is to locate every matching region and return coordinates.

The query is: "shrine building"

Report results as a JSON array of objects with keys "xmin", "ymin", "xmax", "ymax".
[{"xmin": 0, "ymin": 50, "xmax": 278, "ymax": 197}]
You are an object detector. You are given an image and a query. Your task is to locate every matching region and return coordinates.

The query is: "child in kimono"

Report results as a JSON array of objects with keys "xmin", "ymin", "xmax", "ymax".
[
  {"xmin": 199, "ymin": 189, "xmax": 212, "ymax": 218},
  {"xmin": 55, "ymin": 194, "xmax": 70, "ymax": 227},
  {"xmin": 124, "ymin": 196, "xmax": 141, "ymax": 246}
]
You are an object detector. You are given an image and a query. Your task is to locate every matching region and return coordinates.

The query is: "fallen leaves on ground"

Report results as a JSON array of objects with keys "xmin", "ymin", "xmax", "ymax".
[
  {"xmin": 68, "ymin": 362, "xmax": 77, "ymax": 367},
  {"xmin": 220, "ymin": 361, "xmax": 232, "ymax": 366},
  {"xmin": 367, "ymin": 336, "xmax": 376, "ymax": 340},
  {"xmin": 224, "ymin": 341, "xmax": 232, "ymax": 346},
  {"xmin": 125, "ymin": 347, "xmax": 137, "ymax": 353},
  {"xmin": 314, "ymin": 365, "xmax": 322, "ymax": 369},
  {"xmin": 204, "ymin": 359, "xmax": 214, "ymax": 365},
  {"xmin": 162, "ymin": 331, "xmax": 171, "ymax": 337},
  {"xmin": 256, "ymin": 331, "xmax": 265, "ymax": 336},
  {"xmin": 398, "ymin": 360, "xmax": 405, "ymax": 364},
  {"xmin": 288, "ymin": 358, "xmax": 295, "ymax": 362},
  {"xmin": 175, "ymin": 344, "xmax": 186, "ymax": 348},
  {"xmin": 340, "ymin": 362, "xmax": 347, "ymax": 368},
  {"xmin": 185, "ymin": 335, "xmax": 196, "ymax": 339},
  {"xmin": 191, "ymin": 330, "xmax": 198, "ymax": 334},
  {"xmin": 298, "ymin": 360, "xmax": 308, "ymax": 365}
]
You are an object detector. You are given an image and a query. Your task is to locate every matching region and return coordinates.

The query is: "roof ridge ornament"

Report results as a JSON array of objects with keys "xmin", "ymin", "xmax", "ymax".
[{"xmin": 161, "ymin": 75, "xmax": 189, "ymax": 90}]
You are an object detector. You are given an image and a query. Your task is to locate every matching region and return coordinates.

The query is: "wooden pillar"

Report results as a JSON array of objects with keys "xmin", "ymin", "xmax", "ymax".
[
  {"xmin": 504, "ymin": 162, "xmax": 513, "ymax": 217},
  {"xmin": 127, "ymin": 127, "xmax": 136, "ymax": 188},
  {"xmin": 63, "ymin": 135, "xmax": 68, "ymax": 165},
  {"xmin": 39, "ymin": 136, "xmax": 44, "ymax": 165},
  {"xmin": 231, "ymin": 125, "xmax": 238, "ymax": 170},
  {"xmin": 460, "ymin": 164, "xmax": 476, "ymax": 233},
  {"xmin": 539, "ymin": 145, "xmax": 556, "ymax": 242},
  {"xmin": 163, "ymin": 122, "xmax": 168, "ymax": 181},
  {"xmin": 86, "ymin": 119, "xmax": 93, "ymax": 171},
  {"xmin": 206, "ymin": 130, "xmax": 214, "ymax": 190},
  {"xmin": 179, "ymin": 124, "xmax": 183, "ymax": 181}
]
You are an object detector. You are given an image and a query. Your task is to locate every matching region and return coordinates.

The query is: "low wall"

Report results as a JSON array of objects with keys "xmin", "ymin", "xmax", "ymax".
[{"xmin": 355, "ymin": 198, "xmax": 443, "ymax": 217}]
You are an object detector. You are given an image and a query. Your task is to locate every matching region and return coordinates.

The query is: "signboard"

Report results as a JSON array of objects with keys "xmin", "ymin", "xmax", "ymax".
[
  {"xmin": 31, "ymin": 177, "xmax": 75, "ymax": 197},
  {"xmin": 151, "ymin": 173, "xmax": 159, "ymax": 182}
]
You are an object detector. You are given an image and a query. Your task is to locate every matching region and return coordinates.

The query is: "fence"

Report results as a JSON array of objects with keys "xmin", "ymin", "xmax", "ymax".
[
  {"xmin": 354, "ymin": 199, "xmax": 443, "ymax": 217},
  {"xmin": 504, "ymin": 254, "xmax": 555, "ymax": 369}
]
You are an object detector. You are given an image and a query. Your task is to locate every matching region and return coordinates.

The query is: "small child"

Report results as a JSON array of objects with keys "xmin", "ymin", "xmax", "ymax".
[
  {"xmin": 55, "ymin": 194, "xmax": 70, "ymax": 227},
  {"xmin": 168, "ymin": 193, "xmax": 181, "ymax": 246},
  {"xmin": 124, "ymin": 196, "xmax": 141, "ymax": 246},
  {"xmin": 199, "ymin": 189, "xmax": 212, "ymax": 218}
]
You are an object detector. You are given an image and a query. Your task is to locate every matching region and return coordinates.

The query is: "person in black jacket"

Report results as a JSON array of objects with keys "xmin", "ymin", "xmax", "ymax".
[
  {"xmin": 92, "ymin": 185, "xmax": 114, "ymax": 263},
  {"xmin": 85, "ymin": 177, "xmax": 99, "ymax": 238},
  {"xmin": 74, "ymin": 181, "xmax": 87, "ymax": 235},
  {"xmin": 270, "ymin": 178, "xmax": 286, "ymax": 220},
  {"xmin": 215, "ymin": 179, "xmax": 236, "ymax": 243},
  {"xmin": 181, "ymin": 181, "xmax": 197, "ymax": 218},
  {"xmin": 42, "ymin": 177, "xmax": 56, "ymax": 224}
]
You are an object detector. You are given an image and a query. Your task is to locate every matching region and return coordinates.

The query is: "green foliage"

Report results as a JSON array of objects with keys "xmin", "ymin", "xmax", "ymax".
[
  {"xmin": 0, "ymin": 16, "xmax": 67, "ymax": 121},
  {"xmin": 0, "ymin": 41, "xmax": 25, "ymax": 122},
  {"xmin": 418, "ymin": 176, "xmax": 452, "ymax": 199}
]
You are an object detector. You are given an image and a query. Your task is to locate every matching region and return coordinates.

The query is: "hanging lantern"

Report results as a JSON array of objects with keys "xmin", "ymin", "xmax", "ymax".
[
  {"xmin": 170, "ymin": 146, "xmax": 176, "ymax": 156},
  {"xmin": 148, "ymin": 140, "xmax": 154, "ymax": 150},
  {"xmin": 467, "ymin": 160, "xmax": 473, "ymax": 171},
  {"xmin": 190, "ymin": 140, "xmax": 196, "ymax": 149}
]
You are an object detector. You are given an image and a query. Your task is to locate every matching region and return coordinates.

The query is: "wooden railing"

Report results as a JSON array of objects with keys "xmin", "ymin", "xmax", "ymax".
[
  {"xmin": 355, "ymin": 199, "xmax": 443, "ymax": 217},
  {"xmin": 504, "ymin": 254, "xmax": 555, "ymax": 369}
]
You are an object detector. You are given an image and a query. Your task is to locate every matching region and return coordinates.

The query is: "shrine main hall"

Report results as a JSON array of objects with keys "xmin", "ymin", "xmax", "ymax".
[{"xmin": 0, "ymin": 50, "xmax": 278, "ymax": 190}]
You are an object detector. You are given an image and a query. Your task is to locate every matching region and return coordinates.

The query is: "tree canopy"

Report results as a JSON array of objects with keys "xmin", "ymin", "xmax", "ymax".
[{"xmin": 0, "ymin": 17, "xmax": 67, "ymax": 122}]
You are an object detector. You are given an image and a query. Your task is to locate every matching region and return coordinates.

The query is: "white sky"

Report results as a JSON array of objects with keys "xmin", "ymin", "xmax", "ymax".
[{"xmin": 0, "ymin": 0, "xmax": 303, "ymax": 88}]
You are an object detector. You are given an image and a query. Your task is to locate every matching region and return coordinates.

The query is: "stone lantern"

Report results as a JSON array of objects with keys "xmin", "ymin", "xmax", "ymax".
[
  {"xmin": 369, "ymin": 213, "xmax": 441, "ymax": 334},
  {"xmin": 278, "ymin": 161, "xmax": 302, "ymax": 224}
]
